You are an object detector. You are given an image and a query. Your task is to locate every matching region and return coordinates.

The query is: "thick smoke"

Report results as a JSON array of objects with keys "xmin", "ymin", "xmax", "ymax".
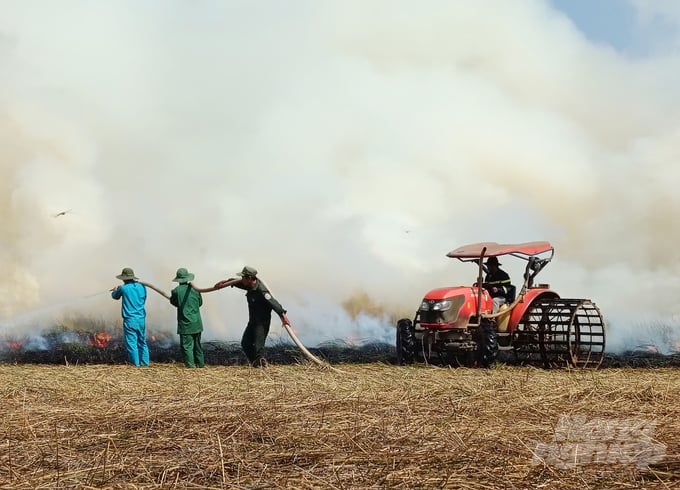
[{"xmin": 1, "ymin": 1, "xmax": 680, "ymax": 352}]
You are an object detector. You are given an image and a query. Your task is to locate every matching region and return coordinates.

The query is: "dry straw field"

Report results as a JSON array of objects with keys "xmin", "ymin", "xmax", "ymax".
[{"xmin": 1, "ymin": 362, "xmax": 679, "ymax": 489}]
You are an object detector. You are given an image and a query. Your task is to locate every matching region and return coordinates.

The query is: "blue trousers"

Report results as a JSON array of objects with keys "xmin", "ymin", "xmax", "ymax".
[{"xmin": 123, "ymin": 322, "xmax": 150, "ymax": 366}]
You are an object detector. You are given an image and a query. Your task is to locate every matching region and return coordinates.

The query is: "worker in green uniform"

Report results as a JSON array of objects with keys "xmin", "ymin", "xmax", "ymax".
[
  {"xmin": 214, "ymin": 266, "xmax": 290, "ymax": 367},
  {"xmin": 170, "ymin": 267, "xmax": 205, "ymax": 368}
]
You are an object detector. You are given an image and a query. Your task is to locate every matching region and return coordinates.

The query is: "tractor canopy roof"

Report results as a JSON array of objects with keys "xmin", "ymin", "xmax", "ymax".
[{"xmin": 446, "ymin": 241, "xmax": 553, "ymax": 261}]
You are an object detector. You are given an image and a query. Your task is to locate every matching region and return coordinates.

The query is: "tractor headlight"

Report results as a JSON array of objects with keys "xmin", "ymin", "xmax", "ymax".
[
  {"xmin": 432, "ymin": 300, "xmax": 453, "ymax": 311},
  {"xmin": 420, "ymin": 301, "xmax": 429, "ymax": 311}
]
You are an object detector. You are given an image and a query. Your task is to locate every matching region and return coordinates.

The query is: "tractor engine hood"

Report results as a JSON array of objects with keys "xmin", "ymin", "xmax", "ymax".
[{"xmin": 419, "ymin": 287, "xmax": 492, "ymax": 329}]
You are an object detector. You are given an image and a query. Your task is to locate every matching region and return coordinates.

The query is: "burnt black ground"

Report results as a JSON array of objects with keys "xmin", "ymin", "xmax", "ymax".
[{"xmin": 2, "ymin": 339, "xmax": 679, "ymax": 368}]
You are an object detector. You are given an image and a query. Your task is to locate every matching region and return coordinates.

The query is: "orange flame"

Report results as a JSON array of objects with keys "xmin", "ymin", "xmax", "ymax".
[
  {"xmin": 89, "ymin": 332, "xmax": 112, "ymax": 349},
  {"xmin": 5, "ymin": 341, "xmax": 22, "ymax": 350}
]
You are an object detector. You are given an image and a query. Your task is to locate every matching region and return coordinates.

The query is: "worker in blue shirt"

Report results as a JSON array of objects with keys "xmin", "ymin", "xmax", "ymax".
[{"xmin": 111, "ymin": 267, "xmax": 150, "ymax": 366}]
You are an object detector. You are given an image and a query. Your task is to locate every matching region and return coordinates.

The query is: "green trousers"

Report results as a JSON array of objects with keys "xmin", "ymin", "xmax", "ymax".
[{"xmin": 179, "ymin": 333, "xmax": 205, "ymax": 368}]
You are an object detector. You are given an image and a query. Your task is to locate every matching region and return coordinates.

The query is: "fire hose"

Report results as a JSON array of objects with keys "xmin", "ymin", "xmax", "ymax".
[
  {"xmin": 193, "ymin": 278, "xmax": 343, "ymax": 373},
  {"xmin": 122, "ymin": 277, "xmax": 341, "ymax": 372},
  {"xmin": 138, "ymin": 281, "xmax": 170, "ymax": 300},
  {"xmin": 109, "ymin": 281, "xmax": 170, "ymax": 299}
]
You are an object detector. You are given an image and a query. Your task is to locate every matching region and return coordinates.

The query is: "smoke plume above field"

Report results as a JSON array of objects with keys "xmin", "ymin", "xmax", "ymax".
[{"xmin": 2, "ymin": 1, "xmax": 680, "ymax": 350}]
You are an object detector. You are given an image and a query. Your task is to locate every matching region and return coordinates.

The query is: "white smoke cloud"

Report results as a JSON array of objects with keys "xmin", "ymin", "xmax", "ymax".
[{"xmin": 1, "ymin": 0, "xmax": 680, "ymax": 352}]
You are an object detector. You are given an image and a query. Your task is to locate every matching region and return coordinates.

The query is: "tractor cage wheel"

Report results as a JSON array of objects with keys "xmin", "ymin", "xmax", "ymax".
[{"xmin": 513, "ymin": 298, "xmax": 605, "ymax": 368}]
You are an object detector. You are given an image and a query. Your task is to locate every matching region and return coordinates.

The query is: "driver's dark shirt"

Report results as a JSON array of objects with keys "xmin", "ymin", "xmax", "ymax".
[{"xmin": 484, "ymin": 269, "xmax": 511, "ymax": 298}]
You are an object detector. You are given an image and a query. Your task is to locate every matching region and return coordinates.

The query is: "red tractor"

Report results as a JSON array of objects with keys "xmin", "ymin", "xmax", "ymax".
[{"xmin": 396, "ymin": 242, "xmax": 605, "ymax": 368}]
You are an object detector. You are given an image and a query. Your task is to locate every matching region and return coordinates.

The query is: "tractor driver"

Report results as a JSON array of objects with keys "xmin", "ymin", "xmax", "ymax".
[{"xmin": 483, "ymin": 256, "xmax": 512, "ymax": 313}]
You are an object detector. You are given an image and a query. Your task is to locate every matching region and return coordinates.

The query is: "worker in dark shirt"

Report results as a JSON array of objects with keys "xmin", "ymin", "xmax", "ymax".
[
  {"xmin": 215, "ymin": 266, "xmax": 290, "ymax": 367},
  {"xmin": 483, "ymin": 256, "xmax": 512, "ymax": 313}
]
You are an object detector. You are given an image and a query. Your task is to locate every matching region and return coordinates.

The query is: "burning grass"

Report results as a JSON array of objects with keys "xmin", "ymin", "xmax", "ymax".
[
  {"xmin": 0, "ymin": 337, "xmax": 397, "ymax": 366},
  {"xmin": 1, "ymin": 363, "xmax": 679, "ymax": 488},
  {"xmin": 4, "ymin": 333, "xmax": 680, "ymax": 369}
]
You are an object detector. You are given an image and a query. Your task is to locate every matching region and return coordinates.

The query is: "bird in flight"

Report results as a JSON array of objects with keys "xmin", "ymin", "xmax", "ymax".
[{"xmin": 52, "ymin": 209, "xmax": 72, "ymax": 218}]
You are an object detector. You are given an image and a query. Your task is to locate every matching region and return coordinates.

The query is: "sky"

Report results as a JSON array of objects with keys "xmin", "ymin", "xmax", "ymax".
[{"xmin": 2, "ymin": 0, "xmax": 680, "ymax": 352}]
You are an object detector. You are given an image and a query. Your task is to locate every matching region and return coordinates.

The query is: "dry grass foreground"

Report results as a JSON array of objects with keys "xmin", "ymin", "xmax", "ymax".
[{"xmin": 1, "ymin": 364, "xmax": 679, "ymax": 489}]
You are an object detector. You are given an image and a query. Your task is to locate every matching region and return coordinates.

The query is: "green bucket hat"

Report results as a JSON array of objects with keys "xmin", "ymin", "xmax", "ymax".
[
  {"xmin": 172, "ymin": 267, "xmax": 195, "ymax": 283},
  {"xmin": 116, "ymin": 267, "xmax": 138, "ymax": 281},
  {"xmin": 237, "ymin": 265, "xmax": 258, "ymax": 278}
]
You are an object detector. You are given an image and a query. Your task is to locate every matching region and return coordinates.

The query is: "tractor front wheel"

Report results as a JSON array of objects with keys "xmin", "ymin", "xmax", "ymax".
[
  {"xmin": 396, "ymin": 318, "xmax": 416, "ymax": 365},
  {"xmin": 475, "ymin": 320, "xmax": 498, "ymax": 367}
]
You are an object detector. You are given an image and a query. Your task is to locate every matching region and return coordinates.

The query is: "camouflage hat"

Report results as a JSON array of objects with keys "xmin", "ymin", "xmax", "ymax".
[
  {"xmin": 172, "ymin": 267, "xmax": 195, "ymax": 283},
  {"xmin": 116, "ymin": 267, "xmax": 138, "ymax": 281},
  {"xmin": 237, "ymin": 265, "xmax": 258, "ymax": 278}
]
